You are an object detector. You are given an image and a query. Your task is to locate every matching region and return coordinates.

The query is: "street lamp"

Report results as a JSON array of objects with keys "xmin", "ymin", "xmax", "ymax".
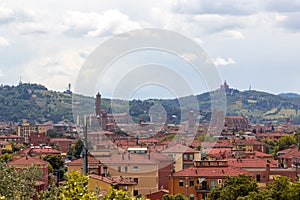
[{"xmin": 82, "ymin": 115, "xmax": 88, "ymax": 174}]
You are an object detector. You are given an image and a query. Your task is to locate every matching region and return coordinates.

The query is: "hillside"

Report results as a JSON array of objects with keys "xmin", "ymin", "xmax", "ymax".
[{"xmin": 0, "ymin": 83, "xmax": 300, "ymax": 124}]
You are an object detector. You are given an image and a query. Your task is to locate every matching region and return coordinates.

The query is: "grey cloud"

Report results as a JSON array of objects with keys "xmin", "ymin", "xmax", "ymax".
[
  {"xmin": 0, "ymin": 6, "xmax": 34, "ymax": 25},
  {"xmin": 172, "ymin": 0, "xmax": 261, "ymax": 16},
  {"xmin": 279, "ymin": 13, "xmax": 300, "ymax": 31},
  {"xmin": 265, "ymin": 0, "xmax": 300, "ymax": 13}
]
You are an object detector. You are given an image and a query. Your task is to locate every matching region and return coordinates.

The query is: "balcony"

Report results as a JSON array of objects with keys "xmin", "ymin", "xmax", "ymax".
[{"xmin": 195, "ymin": 186, "xmax": 210, "ymax": 192}]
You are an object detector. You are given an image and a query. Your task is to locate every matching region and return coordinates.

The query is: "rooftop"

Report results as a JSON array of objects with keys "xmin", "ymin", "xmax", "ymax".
[{"xmin": 173, "ymin": 165, "xmax": 247, "ymax": 177}]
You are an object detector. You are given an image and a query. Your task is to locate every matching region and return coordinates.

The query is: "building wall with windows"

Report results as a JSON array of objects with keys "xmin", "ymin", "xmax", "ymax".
[
  {"xmin": 100, "ymin": 153, "xmax": 158, "ymax": 196},
  {"xmin": 169, "ymin": 160, "xmax": 248, "ymax": 200}
]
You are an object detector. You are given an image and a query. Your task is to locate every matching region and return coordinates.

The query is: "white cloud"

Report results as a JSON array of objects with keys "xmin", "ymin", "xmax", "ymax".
[
  {"xmin": 0, "ymin": 37, "xmax": 10, "ymax": 46},
  {"xmin": 0, "ymin": 6, "xmax": 14, "ymax": 23},
  {"xmin": 22, "ymin": 48, "xmax": 90, "ymax": 91},
  {"xmin": 213, "ymin": 57, "xmax": 235, "ymax": 66},
  {"xmin": 63, "ymin": 9, "xmax": 141, "ymax": 38},
  {"xmin": 181, "ymin": 53, "xmax": 198, "ymax": 62},
  {"xmin": 14, "ymin": 22, "xmax": 49, "ymax": 35},
  {"xmin": 221, "ymin": 30, "xmax": 245, "ymax": 40}
]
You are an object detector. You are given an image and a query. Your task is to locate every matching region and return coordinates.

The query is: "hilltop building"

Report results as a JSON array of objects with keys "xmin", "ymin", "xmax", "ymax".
[{"xmin": 224, "ymin": 115, "xmax": 249, "ymax": 131}]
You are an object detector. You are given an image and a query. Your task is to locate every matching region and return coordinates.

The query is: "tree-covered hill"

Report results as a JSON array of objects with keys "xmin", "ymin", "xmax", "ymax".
[{"xmin": 1, "ymin": 83, "xmax": 300, "ymax": 124}]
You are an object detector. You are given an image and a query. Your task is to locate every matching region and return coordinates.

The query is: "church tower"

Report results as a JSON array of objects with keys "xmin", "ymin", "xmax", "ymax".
[{"xmin": 95, "ymin": 92, "xmax": 101, "ymax": 117}]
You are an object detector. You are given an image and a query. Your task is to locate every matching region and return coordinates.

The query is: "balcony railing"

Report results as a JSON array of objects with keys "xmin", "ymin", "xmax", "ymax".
[{"xmin": 195, "ymin": 186, "xmax": 210, "ymax": 192}]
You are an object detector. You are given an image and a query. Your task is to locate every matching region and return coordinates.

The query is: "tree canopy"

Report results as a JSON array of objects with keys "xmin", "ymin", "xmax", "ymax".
[
  {"xmin": 0, "ymin": 164, "xmax": 42, "ymax": 200},
  {"xmin": 209, "ymin": 174, "xmax": 258, "ymax": 200},
  {"xmin": 39, "ymin": 171, "xmax": 96, "ymax": 200},
  {"xmin": 209, "ymin": 175, "xmax": 300, "ymax": 200}
]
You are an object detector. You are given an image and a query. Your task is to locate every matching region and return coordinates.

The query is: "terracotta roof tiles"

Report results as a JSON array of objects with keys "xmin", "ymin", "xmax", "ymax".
[{"xmin": 173, "ymin": 166, "xmax": 247, "ymax": 177}]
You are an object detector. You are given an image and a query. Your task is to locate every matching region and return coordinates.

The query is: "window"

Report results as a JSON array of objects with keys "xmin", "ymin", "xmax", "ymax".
[
  {"xmin": 190, "ymin": 180, "xmax": 194, "ymax": 186},
  {"xmin": 189, "ymin": 154, "xmax": 194, "ymax": 160},
  {"xmin": 118, "ymin": 166, "xmax": 121, "ymax": 172},
  {"xmin": 179, "ymin": 180, "xmax": 184, "ymax": 186},
  {"xmin": 103, "ymin": 166, "xmax": 107, "ymax": 174},
  {"xmin": 123, "ymin": 185, "xmax": 128, "ymax": 191},
  {"xmin": 133, "ymin": 166, "xmax": 139, "ymax": 172},
  {"xmin": 210, "ymin": 180, "xmax": 216, "ymax": 189},
  {"xmin": 183, "ymin": 154, "xmax": 188, "ymax": 160},
  {"xmin": 133, "ymin": 178, "xmax": 139, "ymax": 184},
  {"xmin": 133, "ymin": 190, "xmax": 138, "ymax": 196},
  {"xmin": 124, "ymin": 166, "xmax": 128, "ymax": 173},
  {"xmin": 183, "ymin": 164, "xmax": 189, "ymax": 169},
  {"xmin": 256, "ymin": 174, "xmax": 261, "ymax": 182},
  {"xmin": 218, "ymin": 179, "xmax": 222, "ymax": 184},
  {"xmin": 190, "ymin": 194, "xmax": 194, "ymax": 200}
]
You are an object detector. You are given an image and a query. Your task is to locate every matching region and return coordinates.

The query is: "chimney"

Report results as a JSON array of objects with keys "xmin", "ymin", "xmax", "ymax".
[{"xmin": 265, "ymin": 164, "xmax": 270, "ymax": 182}]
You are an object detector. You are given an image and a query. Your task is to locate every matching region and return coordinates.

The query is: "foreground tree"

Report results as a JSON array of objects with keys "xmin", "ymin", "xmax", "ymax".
[
  {"xmin": 0, "ymin": 164, "xmax": 42, "ymax": 200},
  {"xmin": 102, "ymin": 189, "xmax": 131, "ymax": 200},
  {"xmin": 209, "ymin": 175, "xmax": 300, "ymax": 200},
  {"xmin": 71, "ymin": 139, "xmax": 84, "ymax": 159},
  {"xmin": 209, "ymin": 174, "xmax": 258, "ymax": 200},
  {"xmin": 39, "ymin": 171, "xmax": 96, "ymax": 200},
  {"xmin": 43, "ymin": 154, "xmax": 65, "ymax": 182},
  {"xmin": 163, "ymin": 194, "xmax": 188, "ymax": 200}
]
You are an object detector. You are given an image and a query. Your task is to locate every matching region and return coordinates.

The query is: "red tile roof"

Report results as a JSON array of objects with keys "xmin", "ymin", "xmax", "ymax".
[
  {"xmin": 67, "ymin": 155, "xmax": 100, "ymax": 166},
  {"xmin": 30, "ymin": 148, "xmax": 61, "ymax": 155},
  {"xmin": 89, "ymin": 174, "xmax": 137, "ymax": 185},
  {"xmin": 173, "ymin": 166, "xmax": 247, "ymax": 178},
  {"xmin": 160, "ymin": 143, "xmax": 199, "ymax": 154},
  {"xmin": 50, "ymin": 138, "xmax": 75, "ymax": 142},
  {"xmin": 227, "ymin": 158, "xmax": 277, "ymax": 168},
  {"xmin": 8, "ymin": 156, "xmax": 48, "ymax": 166},
  {"xmin": 99, "ymin": 152, "xmax": 157, "ymax": 165},
  {"xmin": 253, "ymin": 151, "xmax": 273, "ymax": 158}
]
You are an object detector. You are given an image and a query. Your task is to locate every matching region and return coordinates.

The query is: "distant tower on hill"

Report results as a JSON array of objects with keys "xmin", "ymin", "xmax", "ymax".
[
  {"xmin": 64, "ymin": 83, "xmax": 72, "ymax": 94},
  {"xmin": 95, "ymin": 92, "xmax": 101, "ymax": 117},
  {"xmin": 220, "ymin": 80, "xmax": 229, "ymax": 90},
  {"xmin": 19, "ymin": 76, "xmax": 22, "ymax": 85},
  {"xmin": 188, "ymin": 111, "xmax": 194, "ymax": 128}
]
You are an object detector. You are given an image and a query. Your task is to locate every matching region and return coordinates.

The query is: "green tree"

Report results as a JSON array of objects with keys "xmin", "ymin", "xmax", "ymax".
[
  {"xmin": 71, "ymin": 139, "xmax": 84, "ymax": 159},
  {"xmin": 209, "ymin": 174, "xmax": 258, "ymax": 200},
  {"xmin": 266, "ymin": 176, "xmax": 291, "ymax": 200},
  {"xmin": 163, "ymin": 194, "xmax": 188, "ymax": 200},
  {"xmin": 102, "ymin": 189, "xmax": 131, "ymax": 200},
  {"xmin": 59, "ymin": 171, "xmax": 96, "ymax": 200},
  {"xmin": 0, "ymin": 163, "xmax": 42, "ymax": 200},
  {"xmin": 38, "ymin": 183, "xmax": 61, "ymax": 200},
  {"xmin": 0, "ymin": 153, "xmax": 12, "ymax": 163},
  {"xmin": 277, "ymin": 135, "xmax": 297, "ymax": 151},
  {"xmin": 43, "ymin": 154, "xmax": 65, "ymax": 182},
  {"xmin": 287, "ymin": 179, "xmax": 300, "ymax": 199},
  {"xmin": 39, "ymin": 171, "xmax": 97, "ymax": 200}
]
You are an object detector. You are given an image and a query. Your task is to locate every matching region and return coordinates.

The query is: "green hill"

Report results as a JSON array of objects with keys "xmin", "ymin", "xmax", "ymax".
[{"xmin": 0, "ymin": 83, "xmax": 300, "ymax": 124}]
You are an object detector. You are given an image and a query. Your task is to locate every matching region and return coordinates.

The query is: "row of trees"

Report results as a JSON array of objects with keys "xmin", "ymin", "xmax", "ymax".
[
  {"xmin": 264, "ymin": 133, "xmax": 300, "ymax": 156},
  {"xmin": 209, "ymin": 174, "xmax": 300, "ymax": 200}
]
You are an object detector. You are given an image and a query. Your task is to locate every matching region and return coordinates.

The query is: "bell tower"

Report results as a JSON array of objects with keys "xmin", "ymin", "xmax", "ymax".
[{"xmin": 95, "ymin": 92, "xmax": 101, "ymax": 117}]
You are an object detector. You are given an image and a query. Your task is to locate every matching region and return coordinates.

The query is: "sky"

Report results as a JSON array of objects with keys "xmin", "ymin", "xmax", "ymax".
[{"xmin": 0, "ymin": 0, "xmax": 300, "ymax": 99}]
